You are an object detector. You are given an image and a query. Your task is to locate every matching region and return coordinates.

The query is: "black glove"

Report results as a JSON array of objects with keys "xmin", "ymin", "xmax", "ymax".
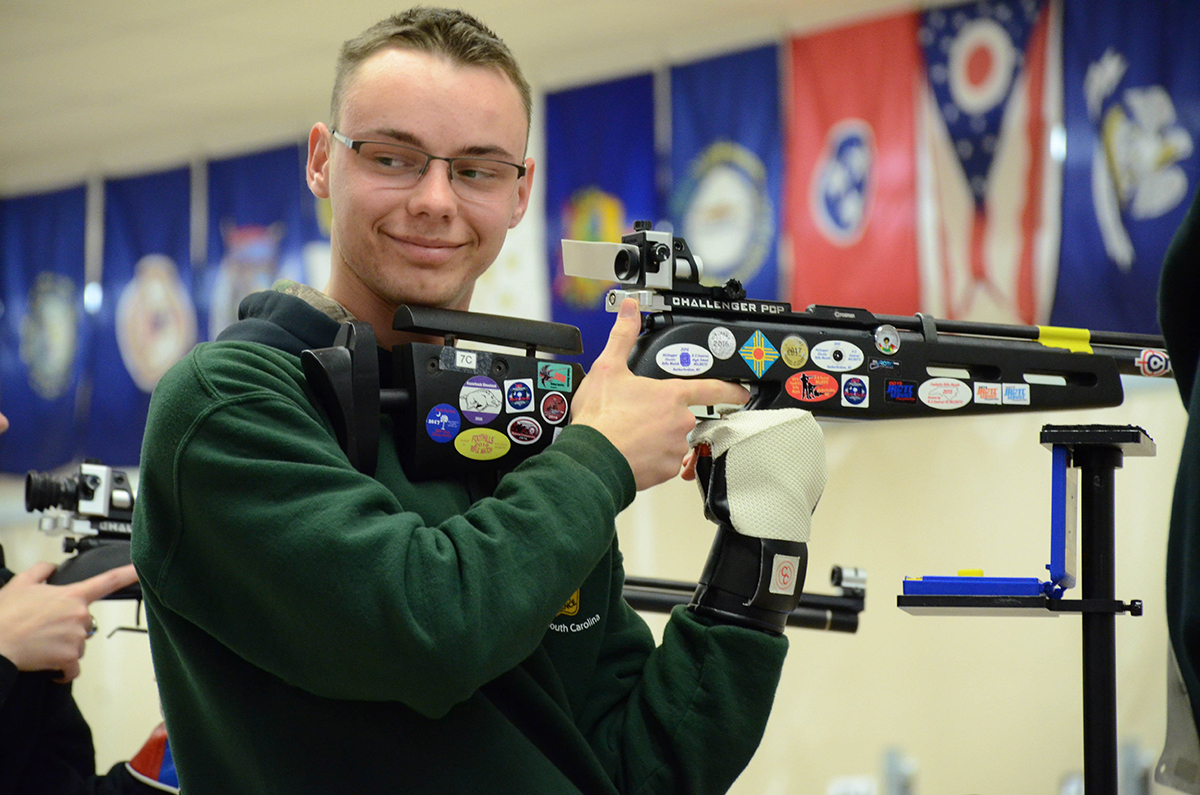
[{"xmin": 688, "ymin": 409, "xmax": 826, "ymax": 634}]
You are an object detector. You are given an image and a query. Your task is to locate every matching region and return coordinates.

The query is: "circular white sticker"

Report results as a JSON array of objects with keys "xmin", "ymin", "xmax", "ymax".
[
  {"xmin": 918, "ymin": 378, "xmax": 973, "ymax": 410},
  {"xmin": 655, "ymin": 343, "xmax": 714, "ymax": 376},
  {"xmin": 708, "ymin": 327, "xmax": 737, "ymax": 360},
  {"xmin": 810, "ymin": 340, "xmax": 864, "ymax": 373}
]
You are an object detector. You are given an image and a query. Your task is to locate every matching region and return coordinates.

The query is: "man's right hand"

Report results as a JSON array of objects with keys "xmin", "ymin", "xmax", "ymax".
[
  {"xmin": 569, "ymin": 298, "xmax": 750, "ymax": 491},
  {"xmin": 0, "ymin": 562, "xmax": 139, "ymax": 681}
]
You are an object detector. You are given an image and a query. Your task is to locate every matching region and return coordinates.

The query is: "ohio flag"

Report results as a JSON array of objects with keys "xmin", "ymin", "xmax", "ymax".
[{"xmin": 916, "ymin": 0, "xmax": 1063, "ymax": 325}]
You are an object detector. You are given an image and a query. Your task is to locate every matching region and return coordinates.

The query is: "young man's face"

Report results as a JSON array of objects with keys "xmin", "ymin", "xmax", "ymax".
[{"xmin": 308, "ymin": 47, "xmax": 532, "ymax": 315}]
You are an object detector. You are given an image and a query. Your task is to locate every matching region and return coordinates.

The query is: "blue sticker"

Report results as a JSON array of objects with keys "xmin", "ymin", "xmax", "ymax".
[
  {"xmin": 505, "ymin": 378, "xmax": 534, "ymax": 412},
  {"xmin": 426, "ymin": 403, "xmax": 461, "ymax": 443},
  {"xmin": 841, "ymin": 375, "xmax": 869, "ymax": 408}
]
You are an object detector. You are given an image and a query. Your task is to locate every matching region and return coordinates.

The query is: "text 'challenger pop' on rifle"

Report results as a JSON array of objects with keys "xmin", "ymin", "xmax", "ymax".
[{"xmin": 560, "ymin": 221, "xmax": 1174, "ymax": 419}]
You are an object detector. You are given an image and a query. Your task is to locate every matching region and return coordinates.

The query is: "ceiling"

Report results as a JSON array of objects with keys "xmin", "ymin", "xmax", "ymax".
[{"xmin": 0, "ymin": 0, "xmax": 955, "ymax": 198}]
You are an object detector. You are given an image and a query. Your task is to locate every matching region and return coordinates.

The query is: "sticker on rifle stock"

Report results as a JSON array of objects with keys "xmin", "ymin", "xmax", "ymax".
[
  {"xmin": 811, "ymin": 340, "xmax": 863, "ymax": 372},
  {"xmin": 708, "ymin": 327, "xmax": 737, "ymax": 360},
  {"xmin": 841, "ymin": 374, "xmax": 869, "ymax": 408},
  {"xmin": 460, "ymin": 376, "xmax": 502, "ymax": 425},
  {"xmin": 780, "ymin": 335, "xmax": 809, "ymax": 368},
  {"xmin": 507, "ymin": 416, "xmax": 542, "ymax": 445},
  {"xmin": 504, "ymin": 378, "xmax": 534, "ymax": 413},
  {"xmin": 454, "ymin": 428, "xmax": 511, "ymax": 461},
  {"xmin": 425, "ymin": 404, "xmax": 461, "ymax": 443},
  {"xmin": 540, "ymin": 392, "xmax": 568, "ymax": 424},
  {"xmin": 1136, "ymin": 348, "xmax": 1171, "ymax": 377},
  {"xmin": 655, "ymin": 343, "xmax": 714, "ymax": 376},
  {"xmin": 538, "ymin": 362, "xmax": 573, "ymax": 393},
  {"xmin": 1002, "ymin": 382, "xmax": 1030, "ymax": 405},
  {"xmin": 918, "ymin": 378, "xmax": 972, "ymax": 410},
  {"xmin": 786, "ymin": 371, "xmax": 838, "ymax": 402},
  {"xmin": 739, "ymin": 331, "xmax": 779, "ymax": 378},
  {"xmin": 974, "ymin": 382, "xmax": 1002, "ymax": 405},
  {"xmin": 884, "ymin": 380, "xmax": 917, "ymax": 402}
]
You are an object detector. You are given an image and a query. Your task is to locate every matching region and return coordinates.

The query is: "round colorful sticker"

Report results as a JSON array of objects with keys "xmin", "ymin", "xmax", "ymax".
[
  {"xmin": 918, "ymin": 378, "xmax": 972, "ymax": 410},
  {"xmin": 454, "ymin": 428, "xmax": 511, "ymax": 461},
  {"xmin": 873, "ymin": 324, "xmax": 900, "ymax": 355},
  {"xmin": 810, "ymin": 340, "xmax": 864, "ymax": 372},
  {"xmin": 785, "ymin": 370, "xmax": 838, "ymax": 402},
  {"xmin": 540, "ymin": 392, "xmax": 568, "ymax": 424},
  {"xmin": 505, "ymin": 378, "xmax": 534, "ymax": 412},
  {"xmin": 655, "ymin": 343, "xmax": 714, "ymax": 376},
  {"xmin": 708, "ymin": 327, "xmax": 737, "ymax": 360},
  {"xmin": 841, "ymin": 374, "xmax": 869, "ymax": 408},
  {"xmin": 780, "ymin": 335, "xmax": 810, "ymax": 369},
  {"xmin": 1136, "ymin": 348, "xmax": 1171, "ymax": 377},
  {"xmin": 507, "ymin": 416, "xmax": 542, "ymax": 445},
  {"xmin": 459, "ymin": 375, "xmax": 502, "ymax": 425},
  {"xmin": 425, "ymin": 403, "xmax": 461, "ymax": 443}
]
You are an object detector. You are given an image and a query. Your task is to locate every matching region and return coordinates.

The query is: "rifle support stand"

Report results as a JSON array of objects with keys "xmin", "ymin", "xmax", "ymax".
[{"xmin": 898, "ymin": 424, "xmax": 1154, "ymax": 794}]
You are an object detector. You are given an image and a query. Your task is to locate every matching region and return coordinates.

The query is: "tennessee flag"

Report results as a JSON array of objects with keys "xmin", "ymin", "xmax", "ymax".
[
  {"xmin": 787, "ymin": 12, "xmax": 922, "ymax": 315},
  {"xmin": 917, "ymin": 0, "xmax": 1063, "ymax": 325}
]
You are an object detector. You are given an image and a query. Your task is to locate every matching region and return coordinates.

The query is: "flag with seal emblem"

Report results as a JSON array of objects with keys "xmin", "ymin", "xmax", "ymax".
[
  {"xmin": 787, "ymin": 11, "xmax": 922, "ymax": 315},
  {"xmin": 84, "ymin": 167, "xmax": 196, "ymax": 465},
  {"xmin": 546, "ymin": 74, "xmax": 657, "ymax": 369},
  {"xmin": 0, "ymin": 186, "xmax": 89, "ymax": 473},
  {"xmin": 671, "ymin": 45, "xmax": 781, "ymax": 302},
  {"xmin": 202, "ymin": 144, "xmax": 325, "ymax": 341},
  {"xmin": 1051, "ymin": 0, "xmax": 1200, "ymax": 334}
]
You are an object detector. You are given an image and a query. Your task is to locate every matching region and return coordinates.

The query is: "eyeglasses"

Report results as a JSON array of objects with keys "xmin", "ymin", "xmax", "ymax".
[{"xmin": 331, "ymin": 130, "xmax": 526, "ymax": 202}]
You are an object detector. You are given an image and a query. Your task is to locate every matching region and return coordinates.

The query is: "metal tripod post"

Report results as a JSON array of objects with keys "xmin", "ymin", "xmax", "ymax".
[{"xmin": 1041, "ymin": 425, "xmax": 1154, "ymax": 795}]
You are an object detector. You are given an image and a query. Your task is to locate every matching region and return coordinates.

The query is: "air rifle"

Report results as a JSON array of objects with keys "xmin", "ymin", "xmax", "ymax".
[{"xmin": 561, "ymin": 221, "xmax": 1173, "ymax": 418}]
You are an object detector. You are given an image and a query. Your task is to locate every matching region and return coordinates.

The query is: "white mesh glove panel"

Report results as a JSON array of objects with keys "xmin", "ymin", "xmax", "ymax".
[{"xmin": 689, "ymin": 408, "xmax": 827, "ymax": 543}]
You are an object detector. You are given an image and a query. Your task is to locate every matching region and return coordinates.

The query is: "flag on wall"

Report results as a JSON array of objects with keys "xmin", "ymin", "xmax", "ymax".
[
  {"xmin": 202, "ymin": 144, "xmax": 326, "ymax": 341},
  {"xmin": 1051, "ymin": 0, "xmax": 1200, "ymax": 334},
  {"xmin": 83, "ymin": 168, "xmax": 196, "ymax": 466},
  {"xmin": 545, "ymin": 74, "xmax": 657, "ymax": 367},
  {"xmin": 916, "ymin": 0, "xmax": 1062, "ymax": 325},
  {"xmin": 671, "ymin": 45, "xmax": 782, "ymax": 303},
  {"xmin": 787, "ymin": 13, "xmax": 922, "ymax": 315},
  {"xmin": 0, "ymin": 186, "xmax": 89, "ymax": 472}
]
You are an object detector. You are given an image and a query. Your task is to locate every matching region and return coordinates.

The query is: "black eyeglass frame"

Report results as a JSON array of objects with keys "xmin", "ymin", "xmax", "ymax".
[{"xmin": 330, "ymin": 129, "xmax": 527, "ymax": 182}]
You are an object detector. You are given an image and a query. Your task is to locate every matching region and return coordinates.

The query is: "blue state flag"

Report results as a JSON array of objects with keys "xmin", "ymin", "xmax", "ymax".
[
  {"xmin": 670, "ymin": 45, "xmax": 782, "ymax": 302},
  {"xmin": 545, "ymin": 73, "xmax": 657, "ymax": 368},
  {"xmin": 202, "ymin": 144, "xmax": 328, "ymax": 340},
  {"xmin": 1052, "ymin": 0, "xmax": 1200, "ymax": 334},
  {"xmin": 84, "ymin": 167, "xmax": 196, "ymax": 466},
  {"xmin": 0, "ymin": 186, "xmax": 90, "ymax": 473}
]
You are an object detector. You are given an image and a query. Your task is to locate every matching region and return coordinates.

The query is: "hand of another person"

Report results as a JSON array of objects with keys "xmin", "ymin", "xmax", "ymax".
[
  {"xmin": 570, "ymin": 298, "xmax": 750, "ymax": 491},
  {"xmin": 0, "ymin": 562, "xmax": 139, "ymax": 682}
]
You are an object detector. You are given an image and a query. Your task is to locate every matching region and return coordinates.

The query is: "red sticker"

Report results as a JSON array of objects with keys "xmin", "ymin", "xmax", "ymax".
[{"xmin": 785, "ymin": 370, "xmax": 839, "ymax": 402}]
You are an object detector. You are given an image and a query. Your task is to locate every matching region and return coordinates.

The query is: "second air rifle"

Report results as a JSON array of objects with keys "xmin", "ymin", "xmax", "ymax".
[{"xmin": 561, "ymin": 221, "xmax": 1174, "ymax": 418}]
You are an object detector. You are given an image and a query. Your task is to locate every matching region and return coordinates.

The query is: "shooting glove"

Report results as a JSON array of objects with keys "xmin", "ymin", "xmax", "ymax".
[{"xmin": 688, "ymin": 408, "xmax": 827, "ymax": 634}]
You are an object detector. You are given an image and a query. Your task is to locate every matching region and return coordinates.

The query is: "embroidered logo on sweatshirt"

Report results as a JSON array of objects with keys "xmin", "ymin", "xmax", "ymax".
[{"xmin": 558, "ymin": 590, "xmax": 580, "ymax": 617}]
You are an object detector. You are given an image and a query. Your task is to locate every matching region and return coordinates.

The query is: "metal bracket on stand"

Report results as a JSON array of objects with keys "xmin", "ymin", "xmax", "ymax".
[{"xmin": 897, "ymin": 424, "xmax": 1155, "ymax": 795}]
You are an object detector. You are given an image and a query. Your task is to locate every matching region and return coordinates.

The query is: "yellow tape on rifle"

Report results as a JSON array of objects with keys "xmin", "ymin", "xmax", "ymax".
[{"xmin": 1036, "ymin": 326, "xmax": 1092, "ymax": 354}]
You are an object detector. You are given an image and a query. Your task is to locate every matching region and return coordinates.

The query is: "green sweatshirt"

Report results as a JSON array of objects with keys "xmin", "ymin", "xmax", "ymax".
[
  {"xmin": 132, "ymin": 289, "xmax": 788, "ymax": 795},
  {"xmin": 1161, "ymin": 186, "xmax": 1200, "ymax": 728}
]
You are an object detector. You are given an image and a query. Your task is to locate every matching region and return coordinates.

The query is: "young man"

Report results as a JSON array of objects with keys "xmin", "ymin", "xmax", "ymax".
[{"xmin": 133, "ymin": 8, "xmax": 793, "ymax": 793}]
